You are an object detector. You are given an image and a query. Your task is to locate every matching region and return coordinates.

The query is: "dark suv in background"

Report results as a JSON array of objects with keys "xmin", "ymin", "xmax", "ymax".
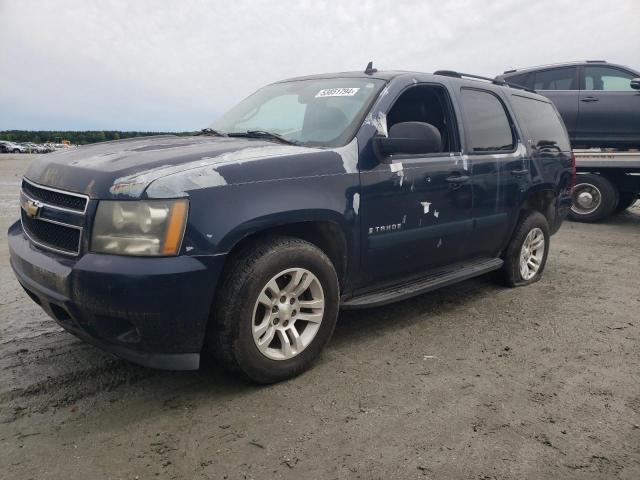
[{"xmin": 497, "ymin": 61, "xmax": 640, "ymax": 149}]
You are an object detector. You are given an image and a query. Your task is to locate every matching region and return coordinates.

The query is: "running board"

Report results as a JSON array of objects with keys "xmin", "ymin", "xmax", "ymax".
[{"xmin": 341, "ymin": 258, "xmax": 503, "ymax": 309}]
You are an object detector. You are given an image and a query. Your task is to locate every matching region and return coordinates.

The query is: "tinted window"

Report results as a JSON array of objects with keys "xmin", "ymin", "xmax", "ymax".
[
  {"xmin": 504, "ymin": 73, "xmax": 530, "ymax": 88},
  {"xmin": 460, "ymin": 89, "xmax": 514, "ymax": 152},
  {"xmin": 584, "ymin": 66, "xmax": 634, "ymax": 91},
  {"xmin": 510, "ymin": 95, "xmax": 570, "ymax": 151},
  {"xmin": 533, "ymin": 67, "xmax": 577, "ymax": 90}
]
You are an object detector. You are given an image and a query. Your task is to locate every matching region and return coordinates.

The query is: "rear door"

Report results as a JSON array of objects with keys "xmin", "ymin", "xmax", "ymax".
[
  {"xmin": 576, "ymin": 65, "xmax": 640, "ymax": 146},
  {"xmin": 530, "ymin": 67, "xmax": 580, "ymax": 139},
  {"xmin": 456, "ymin": 87, "xmax": 527, "ymax": 258}
]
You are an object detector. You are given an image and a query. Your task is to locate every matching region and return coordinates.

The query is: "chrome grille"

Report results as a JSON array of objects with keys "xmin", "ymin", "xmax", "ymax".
[
  {"xmin": 21, "ymin": 210, "xmax": 81, "ymax": 255},
  {"xmin": 21, "ymin": 178, "xmax": 88, "ymax": 212},
  {"xmin": 20, "ymin": 179, "xmax": 89, "ymax": 256}
]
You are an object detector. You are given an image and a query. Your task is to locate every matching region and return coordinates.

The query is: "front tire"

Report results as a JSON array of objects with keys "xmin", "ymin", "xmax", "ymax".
[
  {"xmin": 207, "ymin": 236, "xmax": 339, "ymax": 383},
  {"xmin": 497, "ymin": 211, "xmax": 550, "ymax": 287}
]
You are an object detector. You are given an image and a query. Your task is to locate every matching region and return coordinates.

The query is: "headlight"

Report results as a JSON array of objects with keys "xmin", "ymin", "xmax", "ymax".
[{"xmin": 91, "ymin": 199, "xmax": 188, "ymax": 256}]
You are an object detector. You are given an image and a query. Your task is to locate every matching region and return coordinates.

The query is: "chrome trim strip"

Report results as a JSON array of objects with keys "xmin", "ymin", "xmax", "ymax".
[
  {"xmin": 22, "ymin": 177, "xmax": 89, "ymax": 214},
  {"xmin": 20, "ymin": 189, "xmax": 86, "ymax": 217},
  {"xmin": 29, "ymin": 212, "xmax": 83, "ymax": 231}
]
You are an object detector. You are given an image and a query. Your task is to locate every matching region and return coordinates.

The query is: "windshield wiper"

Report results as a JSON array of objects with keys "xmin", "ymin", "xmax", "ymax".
[
  {"xmin": 227, "ymin": 130, "xmax": 298, "ymax": 145},
  {"xmin": 197, "ymin": 128, "xmax": 227, "ymax": 137}
]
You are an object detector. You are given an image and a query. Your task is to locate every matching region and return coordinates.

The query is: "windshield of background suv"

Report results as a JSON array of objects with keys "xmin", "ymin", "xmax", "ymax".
[{"xmin": 210, "ymin": 78, "xmax": 386, "ymax": 147}]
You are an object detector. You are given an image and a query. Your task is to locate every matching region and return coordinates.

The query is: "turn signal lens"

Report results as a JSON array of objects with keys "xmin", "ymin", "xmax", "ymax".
[{"xmin": 162, "ymin": 200, "xmax": 188, "ymax": 255}]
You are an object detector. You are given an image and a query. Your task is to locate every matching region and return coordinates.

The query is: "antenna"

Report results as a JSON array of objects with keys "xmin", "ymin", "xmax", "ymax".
[{"xmin": 364, "ymin": 61, "xmax": 377, "ymax": 75}]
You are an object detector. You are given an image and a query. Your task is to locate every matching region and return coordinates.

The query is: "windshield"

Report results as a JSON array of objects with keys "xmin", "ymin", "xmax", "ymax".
[{"xmin": 210, "ymin": 78, "xmax": 386, "ymax": 147}]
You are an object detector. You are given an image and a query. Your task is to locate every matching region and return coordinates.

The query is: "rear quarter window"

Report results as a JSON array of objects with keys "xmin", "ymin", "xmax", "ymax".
[
  {"xmin": 503, "ymin": 72, "xmax": 531, "ymax": 88},
  {"xmin": 509, "ymin": 95, "xmax": 571, "ymax": 152}
]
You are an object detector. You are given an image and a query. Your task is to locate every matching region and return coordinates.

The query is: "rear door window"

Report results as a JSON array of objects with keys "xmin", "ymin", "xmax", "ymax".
[
  {"xmin": 533, "ymin": 67, "xmax": 577, "ymax": 90},
  {"xmin": 460, "ymin": 89, "xmax": 515, "ymax": 152},
  {"xmin": 509, "ymin": 95, "xmax": 571, "ymax": 151},
  {"xmin": 584, "ymin": 66, "xmax": 635, "ymax": 91}
]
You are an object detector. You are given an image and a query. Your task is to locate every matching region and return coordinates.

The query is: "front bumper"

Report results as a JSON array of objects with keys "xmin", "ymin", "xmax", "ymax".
[{"xmin": 8, "ymin": 220, "xmax": 226, "ymax": 370}]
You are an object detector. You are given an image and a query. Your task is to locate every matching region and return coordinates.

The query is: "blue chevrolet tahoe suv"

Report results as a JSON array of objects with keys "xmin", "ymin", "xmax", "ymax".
[{"xmin": 8, "ymin": 67, "xmax": 574, "ymax": 383}]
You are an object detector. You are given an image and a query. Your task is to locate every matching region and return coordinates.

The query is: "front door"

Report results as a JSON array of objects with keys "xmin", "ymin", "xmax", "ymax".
[{"xmin": 357, "ymin": 82, "xmax": 473, "ymax": 286}]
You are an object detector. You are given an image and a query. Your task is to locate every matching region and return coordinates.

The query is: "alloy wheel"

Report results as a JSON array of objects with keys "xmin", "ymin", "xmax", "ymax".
[
  {"xmin": 251, "ymin": 268, "xmax": 325, "ymax": 361},
  {"xmin": 519, "ymin": 227, "xmax": 545, "ymax": 281}
]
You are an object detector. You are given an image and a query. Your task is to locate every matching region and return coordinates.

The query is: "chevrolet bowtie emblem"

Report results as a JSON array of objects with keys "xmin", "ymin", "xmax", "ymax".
[{"xmin": 24, "ymin": 199, "xmax": 42, "ymax": 218}]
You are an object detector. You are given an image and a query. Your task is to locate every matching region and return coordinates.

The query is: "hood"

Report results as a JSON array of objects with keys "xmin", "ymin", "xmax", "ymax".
[{"xmin": 24, "ymin": 135, "xmax": 358, "ymax": 199}]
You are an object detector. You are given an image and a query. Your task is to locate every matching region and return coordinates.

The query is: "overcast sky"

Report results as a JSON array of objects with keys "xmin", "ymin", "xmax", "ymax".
[{"xmin": 1, "ymin": 0, "xmax": 638, "ymax": 131}]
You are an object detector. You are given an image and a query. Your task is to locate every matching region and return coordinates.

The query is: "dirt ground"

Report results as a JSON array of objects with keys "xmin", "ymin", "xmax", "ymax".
[{"xmin": 0, "ymin": 153, "xmax": 638, "ymax": 480}]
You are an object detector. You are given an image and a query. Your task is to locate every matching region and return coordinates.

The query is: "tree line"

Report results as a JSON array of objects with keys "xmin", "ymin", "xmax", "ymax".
[{"xmin": 0, "ymin": 130, "xmax": 194, "ymax": 145}]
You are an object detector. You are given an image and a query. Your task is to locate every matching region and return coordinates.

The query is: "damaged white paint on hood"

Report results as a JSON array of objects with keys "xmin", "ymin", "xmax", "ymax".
[
  {"xmin": 144, "ymin": 139, "xmax": 361, "ymax": 198},
  {"xmin": 112, "ymin": 144, "xmax": 319, "ymax": 198},
  {"xmin": 24, "ymin": 135, "xmax": 362, "ymax": 200}
]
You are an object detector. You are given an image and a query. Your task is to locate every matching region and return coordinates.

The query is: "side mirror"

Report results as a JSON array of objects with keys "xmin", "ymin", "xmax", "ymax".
[
  {"xmin": 373, "ymin": 122, "xmax": 442, "ymax": 162},
  {"xmin": 631, "ymin": 78, "xmax": 640, "ymax": 90}
]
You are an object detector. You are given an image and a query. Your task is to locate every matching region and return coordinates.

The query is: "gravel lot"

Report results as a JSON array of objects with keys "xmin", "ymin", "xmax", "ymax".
[{"xmin": 1, "ymin": 153, "xmax": 639, "ymax": 480}]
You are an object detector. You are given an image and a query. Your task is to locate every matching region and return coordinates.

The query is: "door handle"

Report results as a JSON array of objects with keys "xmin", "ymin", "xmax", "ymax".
[
  {"xmin": 445, "ymin": 175, "xmax": 470, "ymax": 184},
  {"xmin": 510, "ymin": 169, "xmax": 529, "ymax": 177},
  {"xmin": 580, "ymin": 96, "xmax": 599, "ymax": 102}
]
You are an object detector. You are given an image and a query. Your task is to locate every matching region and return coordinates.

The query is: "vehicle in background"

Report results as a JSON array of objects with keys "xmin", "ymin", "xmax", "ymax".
[
  {"xmin": 22, "ymin": 143, "xmax": 48, "ymax": 154},
  {"xmin": 498, "ymin": 61, "xmax": 640, "ymax": 221},
  {"xmin": 0, "ymin": 141, "xmax": 27, "ymax": 153},
  {"xmin": 496, "ymin": 61, "xmax": 640, "ymax": 149},
  {"xmin": 9, "ymin": 67, "xmax": 573, "ymax": 382},
  {"xmin": 0, "ymin": 142, "xmax": 63, "ymax": 154},
  {"xmin": 568, "ymin": 150, "xmax": 639, "ymax": 221}
]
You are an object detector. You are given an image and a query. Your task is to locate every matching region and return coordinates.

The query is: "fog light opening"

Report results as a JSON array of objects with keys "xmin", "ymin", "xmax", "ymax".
[{"xmin": 91, "ymin": 316, "xmax": 142, "ymax": 344}]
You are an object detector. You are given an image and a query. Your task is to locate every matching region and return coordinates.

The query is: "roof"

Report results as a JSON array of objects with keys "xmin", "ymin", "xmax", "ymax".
[
  {"xmin": 275, "ymin": 70, "xmax": 413, "ymax": 83},
  {"xmin": 499, "ymin": 60, "xmax": 640, "ymax": 77},
  {"xmin": 275, "ymin": 69, "xmax": 538, "ymax": 95}
]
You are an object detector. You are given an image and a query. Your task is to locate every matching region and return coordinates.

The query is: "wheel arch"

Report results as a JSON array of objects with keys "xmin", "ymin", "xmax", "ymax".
[
  {"xmin": 520, "ymin": 186, "xmax": 557, "ymax": 232},
  {"xmin": 217, "ymin": 210, "xmax": 353, "ymax": 292}
]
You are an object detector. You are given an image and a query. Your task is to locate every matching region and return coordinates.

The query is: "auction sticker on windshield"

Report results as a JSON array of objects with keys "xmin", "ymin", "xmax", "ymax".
[{"xmin": 315, "ymin": 88, "xmax": 360, "ymax": 98}]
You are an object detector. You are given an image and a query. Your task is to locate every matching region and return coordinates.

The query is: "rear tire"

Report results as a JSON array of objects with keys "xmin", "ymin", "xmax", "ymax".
[
  {"xmin": 496, "ymin": 211, "xmax": 550, "ymax": 287},
  {"xmin": 207, "ymin": 236, "xmax": 339, "ymax": 384},
  {"xmin": 568, "ymin": 174, "xmax": 618, "ymax": 223},
  {"xmin": 615, "ymin": 190, "xmax": 638, "ymax": 213}
]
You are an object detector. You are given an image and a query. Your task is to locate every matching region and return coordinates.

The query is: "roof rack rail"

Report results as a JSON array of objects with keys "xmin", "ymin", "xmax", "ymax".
[{"xmin": 433, "ymin": 70, "xmax": 536, "ymax": 93}]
